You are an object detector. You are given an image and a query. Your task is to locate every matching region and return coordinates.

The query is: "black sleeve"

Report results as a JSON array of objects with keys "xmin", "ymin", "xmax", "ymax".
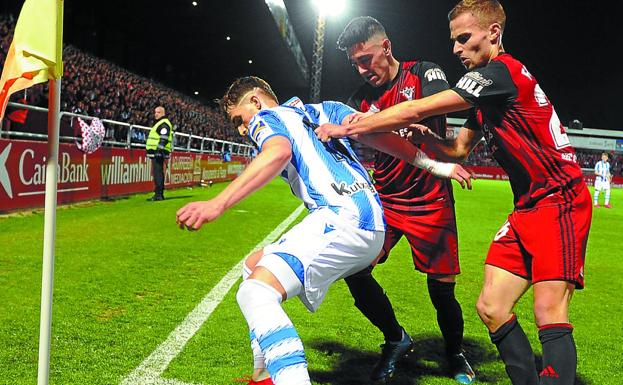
[
  {"xmin": 451, "ymin": 61, "xmax": 516, "ymax": 107},
  {"xmin": 411, "ymin": 62, "xmax": 450, "ymax": 138},
  {"xmin": 411, "ymin": 61, "xmax": 450, "ymax": 97}
]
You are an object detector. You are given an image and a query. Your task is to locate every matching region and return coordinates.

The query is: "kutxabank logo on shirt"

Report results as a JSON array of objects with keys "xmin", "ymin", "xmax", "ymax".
[{"xmin": 331, "ymin": 180, "xmax": 375, "ymax": 196}]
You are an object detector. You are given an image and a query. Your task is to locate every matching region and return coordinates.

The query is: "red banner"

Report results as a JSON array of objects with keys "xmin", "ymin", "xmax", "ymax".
[{"xmin": 0, "ymin": 139, "xmax": 249, "ymax": 213}]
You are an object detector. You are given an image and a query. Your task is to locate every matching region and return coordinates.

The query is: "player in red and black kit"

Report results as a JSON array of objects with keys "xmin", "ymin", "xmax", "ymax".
[
  {"xmin": 336, "ymin": 16, "xmax": 475, "ymax": 384},
  {"xmin": 318, "ymin": 2, "xmax": 592, "ymax": 384}
]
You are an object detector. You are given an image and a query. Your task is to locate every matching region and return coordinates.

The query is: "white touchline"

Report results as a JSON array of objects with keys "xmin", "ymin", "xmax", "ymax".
[{"xmin": 120, "ymin": 205, "xmax": 305, "ymax": 385}]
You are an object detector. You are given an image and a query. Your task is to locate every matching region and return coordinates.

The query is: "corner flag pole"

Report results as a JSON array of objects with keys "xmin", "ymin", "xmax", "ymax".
[
  {"xmin": 37, "ymin": 1, "xmax": 64, "ymax": 384},
  {"xmin": 37, "ymin": 77, "xmax": 61, "ymax": 385}
]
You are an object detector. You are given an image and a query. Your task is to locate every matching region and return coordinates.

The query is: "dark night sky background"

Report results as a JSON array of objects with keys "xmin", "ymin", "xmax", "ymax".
[{"xmin": 2, "ymin": 0, "xmax": 621, "ymax": 130}]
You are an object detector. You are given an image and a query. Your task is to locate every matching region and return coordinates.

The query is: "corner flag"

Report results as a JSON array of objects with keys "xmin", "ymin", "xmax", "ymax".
[{"xmin": 0, "ymin": 0, "xmax": 64, "ymax": 119}]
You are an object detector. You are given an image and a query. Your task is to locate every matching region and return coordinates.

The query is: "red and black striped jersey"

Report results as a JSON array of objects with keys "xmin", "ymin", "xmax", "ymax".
[
  {"xmin": 452, "ymin": 53, "xmax": 583, "ymax": 209},
  {"xmin": 348, "ymin": 61, "xmax": 454, "ymax": 211}
]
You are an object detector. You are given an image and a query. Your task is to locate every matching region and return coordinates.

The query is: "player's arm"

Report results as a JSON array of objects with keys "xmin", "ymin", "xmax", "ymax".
[
  {"xmin": 176, "ymin": 136, "xmax": 292, "ymax": 230},
  {"xmin": 315, "ymin": 89, "xmax": 471, "ymax": 140},
  {"xmin": 414, "ymin": 124, "xmax": 484, "ymax": 163},
  {"xmin": 352, "ymin": 131, "xmax": 473, "ymax": 189}
]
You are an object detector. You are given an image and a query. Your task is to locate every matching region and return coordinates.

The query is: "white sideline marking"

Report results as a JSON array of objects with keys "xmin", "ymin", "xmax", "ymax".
[{"xmin": 121, "ymin": 205, "xmax": 305, "ymax": 385}]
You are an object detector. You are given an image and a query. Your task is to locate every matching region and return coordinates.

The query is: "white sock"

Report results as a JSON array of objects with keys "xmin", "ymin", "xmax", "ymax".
[
  {"xmin": 594, "ymin": 190, "xmax": 600, "ymax": 205},
  {"xmin": 237, "ymin": 279, "xmax": 310, "ymax": 385},
  {"xmin": 605, "ymin": 189, "xmax": 611, "ymax": 205}
]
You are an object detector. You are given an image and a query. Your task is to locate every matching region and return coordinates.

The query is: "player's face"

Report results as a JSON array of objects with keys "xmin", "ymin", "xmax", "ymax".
[
  {"xmin": 227, "ymin": 91, "xmax": 259, "ymax": 136},
  {"xmin": 602, "ymin": 154, "xmax": 609, "ymax": 162},
  {"xmin": 348, "ymin": 36, "xmax": 392, "ymax": 87},
  {"xmin": 450, "ymin": 12, "xmax": 493, "ymax": 70}
]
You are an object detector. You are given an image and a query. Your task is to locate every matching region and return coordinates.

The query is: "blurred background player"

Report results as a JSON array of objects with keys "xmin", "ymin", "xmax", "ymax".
[
  {"xmin": 146, "ymin": 106, "xmax": 173, "ymax": 201},
  {"xmin": 336, "ymin": 16, "xmax": 474, "ymax": 383},
  {"xmin": 594, "ymin": 152, "xmax": 612, "ymax": 208},
  {"xmin": 315, "ymin": 1, "xmax": 593, "ymax": 384},
  {"xmin": 176, "ymin": 76, "xmax": 472, "ymax": 385}
]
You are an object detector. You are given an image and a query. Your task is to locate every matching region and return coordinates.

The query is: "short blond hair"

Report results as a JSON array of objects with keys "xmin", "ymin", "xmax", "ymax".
[{"xmin": 448, "ymin": 0, "xmax": 506, "ymax": 31}]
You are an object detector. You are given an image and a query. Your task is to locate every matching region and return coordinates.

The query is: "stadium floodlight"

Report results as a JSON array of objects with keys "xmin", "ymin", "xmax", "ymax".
[
  {"xmin": 312, "ymin": 0, "xmax": 346, "ymax": 17},
  {"xmin": 309, "ymin": 0, "xmax": 347, "ymax": 102}
]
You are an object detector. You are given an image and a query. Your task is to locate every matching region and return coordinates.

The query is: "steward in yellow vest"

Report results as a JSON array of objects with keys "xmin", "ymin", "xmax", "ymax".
[{"xmin": 146, "ymin": 106, "xmax": 174, "ymax": 201}]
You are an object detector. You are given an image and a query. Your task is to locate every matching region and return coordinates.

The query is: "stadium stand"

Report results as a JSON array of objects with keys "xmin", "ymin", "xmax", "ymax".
[{"xmin": 1, "ymin": 14, "xmax": 241, "ymax": 145}]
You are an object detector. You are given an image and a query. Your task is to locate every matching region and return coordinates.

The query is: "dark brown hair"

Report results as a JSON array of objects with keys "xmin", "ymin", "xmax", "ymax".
[{"xmin": 219, "ymin": 76, "xmax": 278, "ymax": 115}]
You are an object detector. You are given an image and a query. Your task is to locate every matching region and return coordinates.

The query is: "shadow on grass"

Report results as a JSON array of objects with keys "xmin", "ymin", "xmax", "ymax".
[
  {"xmin": 160, "ymin": 195, "xmax": 194, "ymax": 201},
  {"xmin": 308, "ymin": 335, "xmax": 590, "ymax": 385}
]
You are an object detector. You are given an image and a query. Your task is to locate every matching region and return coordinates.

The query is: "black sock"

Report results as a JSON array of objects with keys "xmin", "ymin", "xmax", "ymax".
[
  {"xmin": 490, "ymin": 315, "xmax": 539, "ymax": 385},
  {"xmin": 345, "ymin": 266, "xmax": 403, "ymax": 342},
  {"xmin": 427, "ymin": 279, "xmax": 464, "ymax": 356},
  {"xmin": 538, "ymin": 324, "xmax": 576, "ymax": 384}
]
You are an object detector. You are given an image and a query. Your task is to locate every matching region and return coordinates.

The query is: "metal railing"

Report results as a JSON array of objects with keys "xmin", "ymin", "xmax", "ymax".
[{"xmin": 0, "ymin": 102, "xmax": 254, "ymax": 157}]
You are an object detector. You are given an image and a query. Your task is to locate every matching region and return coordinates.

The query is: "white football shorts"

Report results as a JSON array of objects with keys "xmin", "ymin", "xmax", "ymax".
[
  {"xmin": 258, "ymin": 207, "xmax": 384, "ymax": 312},
  {"xmin": 595, "ymin": 179, "xmax": 611, "ymax": 191}
]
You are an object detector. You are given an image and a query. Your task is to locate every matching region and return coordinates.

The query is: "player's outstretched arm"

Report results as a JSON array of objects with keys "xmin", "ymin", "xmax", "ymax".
[
  {"xmin": 354, "ymin": 131, "xmax": 473, "ymax": 190},
  {"xmin": 315, "ymin": 89, "xmax": 470, "ymax": 141},
  {"xmin": 176, "ymin": 136, "xmax": 292, "ymax": 230},
  {"xmin": 410, "ymin": 124, "xmax": 484, "ymax": 163}
]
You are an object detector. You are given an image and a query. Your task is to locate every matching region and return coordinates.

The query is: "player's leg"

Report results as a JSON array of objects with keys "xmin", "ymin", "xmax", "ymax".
[
  {"xmin": 533, "ymin": 281, "xmax": 576, "ymax": 385},
  {"xmin": 237, "ymin": 263, "xmax": 309, "ymax": 385},
  {"xmin": 604, "ymin": 185, "xmax": 611, "ymax": 207},
  {"xmin": 344, "ymin": 216, "xmax": 413, "ymax": 381},
  {"xmin": 593, "ymin": 182, "xmax": 601, "ymax": 207},
  {"xmin": 524, "ymin": 186, "xmax": 592, "ymax": 384},
  {"xmin": 477, "ymin": 264, "xmax": 537, "ymax": 385},
  {"xmin": 404, "ymin": 204, "xmax": 474, "ymax": 383},
  {"xmin": 480, "ymin": 217, "xmax": 539, "ymax": 384},
  {"xmin": 427, "ymin": 274, "xmax": 474, "ymax": 383}
]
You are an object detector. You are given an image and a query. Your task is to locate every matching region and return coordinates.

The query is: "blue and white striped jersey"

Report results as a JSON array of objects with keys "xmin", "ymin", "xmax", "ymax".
[
  {"xmin": 247, "ymin": 97, "xmax": 384, "ymax": 232},
  {"xmin": 595, "ymin": 160, "xmax": 611, "ymax": 182}
]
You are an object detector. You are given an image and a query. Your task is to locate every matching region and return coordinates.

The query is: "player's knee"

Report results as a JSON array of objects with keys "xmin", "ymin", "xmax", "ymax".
[
  {"xmin": 476, "ymin": 296, "xmax": 510, "ymax": 329},
  {"xmin": 236, "ymin": 279, "xmax": 282, "ymax": 314},
  {"xmin": 533, "ymin": 298, "xmax": 567, "ymax": 326}
]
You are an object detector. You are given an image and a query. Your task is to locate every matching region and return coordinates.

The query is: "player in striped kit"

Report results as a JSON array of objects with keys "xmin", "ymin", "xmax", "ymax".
[
  {"xmin": 316, "ymin": 1, "xmax": 592, "ymax": 384},
  {"xmin": 175, "ymin": 76, "xmax": 472, "ymax": 385},
  {"xmin": 594, "ymin": 152, "xmax": 612, "ymax": 208}
]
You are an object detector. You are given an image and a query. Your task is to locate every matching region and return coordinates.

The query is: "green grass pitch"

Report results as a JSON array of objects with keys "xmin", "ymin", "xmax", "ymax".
[{"xmin": 0, "ymin": 179, "xmax": 621, "ymax": 384}]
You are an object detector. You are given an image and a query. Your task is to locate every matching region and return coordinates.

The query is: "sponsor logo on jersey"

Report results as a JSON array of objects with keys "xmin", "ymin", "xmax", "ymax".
[
  {"xmin": 456, "ymin": 71, "xmax": 493, "ymax": 97},
  {"xmin": 331, "ymin": 180, "xmax": 374, "ymax": 196},
  {"xmin": 400, "ymin": 86, "xmax": 415, "ymax": 101},
  {"xmin": 424, "ymin": 68, "xmax": 447, "ymax": 82}
]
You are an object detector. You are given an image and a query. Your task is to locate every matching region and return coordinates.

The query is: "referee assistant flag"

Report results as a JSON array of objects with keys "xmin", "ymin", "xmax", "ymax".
[{"xmin": 0, "ymin": 0, "xmax": 64, "ymax": 119}]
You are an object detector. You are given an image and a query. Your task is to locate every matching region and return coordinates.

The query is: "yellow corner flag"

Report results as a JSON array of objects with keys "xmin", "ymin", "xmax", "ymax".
[{"xmin": 0, "ymin": 0, "xmax": 64, "ymax": 119}]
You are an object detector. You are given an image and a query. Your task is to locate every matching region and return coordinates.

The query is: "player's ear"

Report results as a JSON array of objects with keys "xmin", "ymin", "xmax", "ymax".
[
  {"xmin": 489, "ymin": 23, "xmax": 502, "ymax": 45},
  {"xmin": 382, "ymin": 39, "xmax": 391, "ymax": 55},
  {"xmin": 250, "ymin": 95, "xmax": 261, "ymax": 109}
]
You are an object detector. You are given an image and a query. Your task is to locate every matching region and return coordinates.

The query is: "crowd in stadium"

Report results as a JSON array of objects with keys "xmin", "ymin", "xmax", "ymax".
[{"xmin": 1, "ymin": 14, "xmax": 239, "ymax": 144}]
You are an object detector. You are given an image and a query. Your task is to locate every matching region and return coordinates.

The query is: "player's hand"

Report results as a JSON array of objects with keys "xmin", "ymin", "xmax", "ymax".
[
  {"xmin": 315, "ymin": 123, "xmax": 349, "ymax": 142},
  {"xmin": 345, "ymin": 111, "xmax": 374, "ymax": 124},
  {"xmin": 176, "ymin": 199, "xmax": 225, "ymax": 231},
  {"xmin": 450, "ymin": 164, "xmax": 474, "ymax": 190}
]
